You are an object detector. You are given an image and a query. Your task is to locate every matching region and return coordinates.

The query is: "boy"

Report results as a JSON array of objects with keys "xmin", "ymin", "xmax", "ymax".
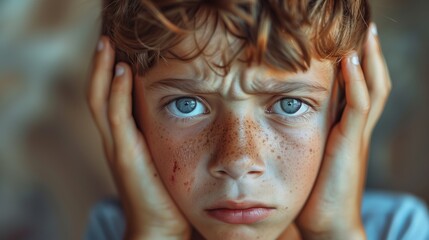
[{"xmin": 86, "ymin": 0, "xmax": 429, "ymax": 239}]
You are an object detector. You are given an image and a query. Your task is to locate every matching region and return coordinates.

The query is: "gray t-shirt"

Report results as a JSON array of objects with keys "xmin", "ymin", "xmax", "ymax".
[{"xmin": 84, "ymin": 190, "xmax": 429, "ymax": 240}]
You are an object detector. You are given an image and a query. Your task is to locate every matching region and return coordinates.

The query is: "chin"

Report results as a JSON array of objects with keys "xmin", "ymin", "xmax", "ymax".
[{"xmin": 194, "ymin": 223, "xmax": 284, "ymax": 240}]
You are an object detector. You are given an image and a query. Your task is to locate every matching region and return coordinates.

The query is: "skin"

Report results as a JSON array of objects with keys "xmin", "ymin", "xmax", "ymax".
[
  {"xmin": 134, "ymin": 53, "xmax": 336, "ymax": 239},
  {"xmin": 87, "ymin": 22, "xmax": 391, "ymax": 240}
]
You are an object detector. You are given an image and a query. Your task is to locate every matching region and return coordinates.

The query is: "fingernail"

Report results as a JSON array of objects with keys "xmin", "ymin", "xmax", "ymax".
[
  {"xmin": 370, "ymin": 23, "xmax": 378, "ymax": 36},
  {"xmin": 115, "ymin": 65, "xmax": 125, "ymax": 77},
  {"xmin": 97, "ymin": 39, "xmax": 104, "ymax": 51},
  {"xmin": 351, "ymin": 53, "xmax": 360, "ymax": 66}
]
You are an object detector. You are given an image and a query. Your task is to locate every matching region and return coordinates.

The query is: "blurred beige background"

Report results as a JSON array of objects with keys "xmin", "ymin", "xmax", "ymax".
[{"xmin": 0, "ymin": 0, "xmax": 428, "ymax": 239}]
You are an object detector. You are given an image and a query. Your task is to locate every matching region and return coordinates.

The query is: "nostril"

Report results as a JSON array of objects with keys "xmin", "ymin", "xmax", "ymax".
[
  {"xmin": 216, "ymin": 170, "xmax": 228, "ymax": 176},
  {"xmin": 210, "ymin": 159, "xmax": 266, "ymax": 179}
]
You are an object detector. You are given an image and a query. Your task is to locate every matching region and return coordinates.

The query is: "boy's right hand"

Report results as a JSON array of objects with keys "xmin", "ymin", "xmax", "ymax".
[{"xmin": 87, "ymin": 36, "xmax": 191, "ymax": 240}]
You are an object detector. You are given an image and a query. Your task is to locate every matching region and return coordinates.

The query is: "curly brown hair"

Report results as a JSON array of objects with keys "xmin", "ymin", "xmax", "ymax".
[{"xmin": 103, "ymin": 0, "xmax": 370, "ymax": 75}]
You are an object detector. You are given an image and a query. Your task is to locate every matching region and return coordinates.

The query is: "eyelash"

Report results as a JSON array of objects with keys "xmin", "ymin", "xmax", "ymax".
[
  {"xmin": 161, "ymin": 96, "xmax": 316, "ymax": 124},
  {"xmin": 161, "ymin": 96, "xmax": 209, "ymax": 123},
  {"xmin": 265, "ymin": 97, "xmax": 316, "ymax": 124}
]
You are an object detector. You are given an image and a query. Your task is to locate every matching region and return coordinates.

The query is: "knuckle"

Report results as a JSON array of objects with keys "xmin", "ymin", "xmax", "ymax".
[
  {"xmin": 377, "ymin": 85, "xmax": 391, "ymax": 101},
  {"xmin": 87, "ymin": 97, "xmax": 103, "ymax": 114},
  {"xmin": 371, "ymin": 79, "xmax": 391, "ymax": 100},
  {"xmin": 383, "ymin": 93, "xmax": 391, "ymax": 102},
  {"xmin": 359, "ymin": 99, "xmax": 371, "ymax": 114},
  {"xmin": 382, "ymin": 78, "xmax": 392, "ymax": 92},
  {"xmin": 86, "ymin": 94, "xmax": 96, "ymax": 107},
  {"xmin": 376, "ymin": 88, "xmax": 389, "ymax": 100},
  {"xmin": 386, "ymin": 82, "xmax": 392, "ymax": 93},
  {"xmin": 108, "ymin": 111, "xmax": 123, "ymax": 127},
  {"xmin": 110, "ymin": 77, "xmax": 125, "ymax": 94},
  {"xmin": 382, "ymin": 88, "xmax": 391, "ymax": 100}
]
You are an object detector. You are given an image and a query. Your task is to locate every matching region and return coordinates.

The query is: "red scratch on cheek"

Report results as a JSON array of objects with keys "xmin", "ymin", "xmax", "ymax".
[
  {"xmin": 171, "ymin": 160, "xmax": 183, "ymax": 183},
  {"xmin": 173, "ymin": 161, "xmax": 178, "ymax": 173},
  {"xmin": 171, "ymin": 161, "xmax": 179, "ymax": 183}
]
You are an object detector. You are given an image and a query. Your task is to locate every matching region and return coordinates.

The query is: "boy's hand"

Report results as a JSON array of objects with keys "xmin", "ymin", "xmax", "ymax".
[
  {"xmin": 295, "ymin": 24, "xmax": 391, "ymax": 240},
  {"xmin": 87, "ymin": 36, "xmax": 191, "ymax": 240}
]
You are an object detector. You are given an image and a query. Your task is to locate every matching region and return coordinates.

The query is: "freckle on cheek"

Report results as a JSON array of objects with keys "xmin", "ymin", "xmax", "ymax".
[
  {"xmin": 153, "ymin": 118, "xmax": 325, "ymax": 211},
  {"xmin": 154, "ymin": 122, "xmax": 216, "ymax": 192},
  {"xmin": 266, "ymin": 126, "xmax": 325, "ymax": 196}
]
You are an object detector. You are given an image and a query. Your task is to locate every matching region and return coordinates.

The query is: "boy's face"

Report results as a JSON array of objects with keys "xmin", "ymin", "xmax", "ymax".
[{"xmin": 134, "ymin": 27, "xmax": 340, "ymax": 239}]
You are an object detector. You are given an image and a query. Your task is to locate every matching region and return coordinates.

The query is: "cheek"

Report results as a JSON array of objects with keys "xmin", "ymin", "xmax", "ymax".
[
  {"xmin": 275, "ymin": 127, "xmax": 324, "ymax": 188},
  {"xmin": 143, "ymin": 111, "xmax": 328, "ymax": 219},
  {"xmin": 144, "ymin": 123, "xmax": 206, "ymax": 196},
  {"xmin": 264, "ymin": 123, "xmax": 327, "ymax": 210}
]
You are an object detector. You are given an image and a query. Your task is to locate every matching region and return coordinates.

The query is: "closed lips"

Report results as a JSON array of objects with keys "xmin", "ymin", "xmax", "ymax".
[{"xmin": 206, "ymin": 201, "xmax": 275, "ymax": 224}]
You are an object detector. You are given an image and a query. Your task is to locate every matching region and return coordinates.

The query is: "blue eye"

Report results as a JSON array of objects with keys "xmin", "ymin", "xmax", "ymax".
[
  {"xmin": 166, "ymin": 97, "xmax": 208, "ymax": 118},
  {"xmin": 271, "ymin": 98, "xmax": 309, "ymax": 116}
]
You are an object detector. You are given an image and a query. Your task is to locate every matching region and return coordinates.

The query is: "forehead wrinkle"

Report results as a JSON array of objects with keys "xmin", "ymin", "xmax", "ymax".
[
  {"xmin": 146, "ymin": 53, "xmax": 246, "ymax": 97},
  {"xmin": 146, "ymin": 60, "xmax": 329, "ymax": 99},
  {"xmin": 219, "ymin": 67, "xmax": 246, "ymax": 100},
  {"xmin": 148, "ymin": 77, "xmax": 219, "ymax": 94},
  {"xmin": 248, "ymin": 79, "xmax": 329, "ymax": 95},
  {"xmin": 144, "ymin": 53, "xmax": 217, "ymax": 88},
  {"xmin": 146, "ymin": 31, "xmax": 332, "ymax": 98}
]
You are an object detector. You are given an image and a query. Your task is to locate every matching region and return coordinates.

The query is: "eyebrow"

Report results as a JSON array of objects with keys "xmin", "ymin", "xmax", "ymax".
[
  {"xmin": 148, "ymin": 78, "xmax": 329, "ymax": 94},
  {"xmin": 148, "ymin": 78, "xmax": 215, "ymax": 94},
  {"xmin": 251, "ymin": 79, "xmax": 329, "ymax": 94}
]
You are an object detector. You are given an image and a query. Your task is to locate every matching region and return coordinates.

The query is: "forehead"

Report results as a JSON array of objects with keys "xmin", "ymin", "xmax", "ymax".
[
  {"xmin": 144, "ymin": 55, "xmax": 334, "ymax": 99},
  {"xmin": 145, "ymin": 58, "xmax": 333, "ymax": 89},
  {"xmin": 143, "ymin": 17, "xmax": 336, "ymax": 92}
]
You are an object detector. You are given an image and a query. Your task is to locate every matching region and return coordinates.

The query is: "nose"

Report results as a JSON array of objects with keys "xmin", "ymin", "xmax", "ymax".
[{"xmin": 208, "ymin": 116, "xmax": 266, "ymax": 180}]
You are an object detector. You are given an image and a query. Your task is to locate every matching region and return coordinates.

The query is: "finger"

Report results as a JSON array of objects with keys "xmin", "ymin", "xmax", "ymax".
[
  {"xmin": 362, "ymin": 23, "xmax": 392, "ymax": 138},
  {"xmin": 339, "ymin": 52, "xmax": 371, "ymax": 141},
  {"xmin": 87, "ymin": 36, "xmax": 115, "ymax": 153},
  {"xmin": 107, "ymin": 63, "xmax": 141, "ymax": 162},
  {"xmin": 107, "ymin": 63, "xmax": 172, "ymax": 208}
]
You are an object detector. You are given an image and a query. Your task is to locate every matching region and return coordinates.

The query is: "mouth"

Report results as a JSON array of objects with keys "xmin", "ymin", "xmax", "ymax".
[{"xmin": 206, "ymin": 201, "xmax": 275, "ymax": 224}]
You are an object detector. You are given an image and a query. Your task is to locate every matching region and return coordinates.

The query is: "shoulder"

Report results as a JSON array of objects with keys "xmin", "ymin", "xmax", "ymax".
[
  {"xmin": 84, "ymin": 198, "xmax": 125, "ymax": 240},
  {"xmin": 362, "ymin": 190, "xmax": 429, "ymax": 240}
]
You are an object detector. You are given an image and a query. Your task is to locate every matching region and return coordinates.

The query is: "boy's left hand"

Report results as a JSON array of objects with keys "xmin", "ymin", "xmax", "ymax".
[{"xmin": 294, "ymin": 23, "xmax": 391, "ymax": 240}]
